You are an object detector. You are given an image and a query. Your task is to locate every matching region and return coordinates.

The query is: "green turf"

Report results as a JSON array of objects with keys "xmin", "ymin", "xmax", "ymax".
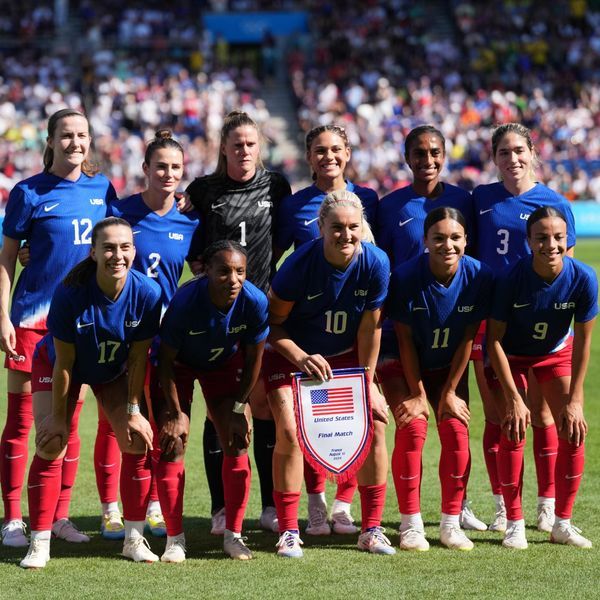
[{"xmin": 1, "ymin": 241, "xmax": 599, "ymax": 599}]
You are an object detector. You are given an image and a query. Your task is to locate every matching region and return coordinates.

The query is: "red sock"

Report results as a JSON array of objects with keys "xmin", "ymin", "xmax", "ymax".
[
  {"xmin": 358, "ymin": 483, "xmax": 386, "ymax": 530},
  {"xmin": 498, "ymin": 435, "xmax": 525, "ymax": 521},
  {"xmin": 304, "ymin": 458, "xmax": 325, "ymax": 494},
  {"xmin": 94, "ymin": 410, "xmax": 121, "ymax": 504},
  {"xmin": 335, "ymin": 476, "xmax": 357, "ymax": 503},
  {"xmin": 0, "ymin": 392, "xmax": 33, "ymax": 521},
  {"xmin": 148, "ymin": 421, "xmax": 161, "ymax": 505},
  {"xmin": 223, "ymin": 454, "xmax": 251, "ymax": 533},
  {"xmin": 555, "ymin": 438, "xmax": 585, "ymax": 519},
  {"xmin": 27, "ymin": 455, "xmax": 62, "ymax": 531},
  {"xmin": 483, "ymin": 421, "xmax": 502, "ymax": 495},
  {"xmin": 391, "ymin": 419, "xmax": 427, "ymax": 515},
  {"xmin": 273, "ymin": 490, "xmax": 301, "ymax": 532},
  {"xmin": 438, "ymin": 418, "xmax": 470, "ymax": 515},
  {"xmin": 120, "ymin": 453, "xmax": 152, "ymax": 522},
  {"xmin": 532, "ymin": 424, "xmax": 558, "ymax": 499},
  {"xmin": 156, "ymin": 460, "xmax": 185, "ymax": 536},
  {"xmin": 54, "ymin": 399, "xmax": 83, "ymax": 522}
]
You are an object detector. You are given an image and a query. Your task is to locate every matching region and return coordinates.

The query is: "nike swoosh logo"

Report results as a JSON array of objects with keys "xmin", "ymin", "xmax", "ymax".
[
  {"xmin": 64, "ymin": 456, "xmax": 80, "ymax": 462},
  {"xmin": 132, "ymin": 230, "xmax": 141, "ymax": 235},
  {"xmin": 450, "ymin": 474, "xmax": 464, "ymax": 479},
  {"xmin": 132, "ymin": 476, "xmax": 152, "ymax": 481},
  {"xmin": 189, "ymin": 330, "xmax": 207, "ymax": 335},
  {"xmin": 412, "ymin": 307, "xmax": 427, "ymax": 312},
  {"xmin": 44, "ymin": 203, "xmax": 60, "ymax": 212},
  {"xmin": 266, "ymin": 444, "xmax": 275, "ymax": 449},
  {"xmin": 487, "ymin": 448, "xmax": 498, "ymax": 454},
  {"xmin": 5, "ymin": 454, "xmax": 24, "ymax": 460},
  {"xmin": 565, "ymin": 473, "xmax": 582, "ymax": 480},
  {"xmin": 513, "ymin": 303, "xmax": 530, "ymax": 309},
  {"xmin": 399, "ymin": 218, "xmax": 414, "ymax": 227},
  {"xmin": 399, "ymin": 474, "xmax": 418, "ymax": 480},
  {"xmin": 480, "ymin": 208, "xmax": 493, "ymax": 215},
  {"xmin": 208, "ymin": 449, "xmax": 223, "ymax": 455},
  {"xmin": 211, "ymin": 202, "xmax": 227, "ymax": 209},
  {"xmin": 99, "ymin": 463, "xmax": 116, "ymax": 468},
  {"xmin": 304, "ymin": 217, "xmax": 319, "ymax": 226},
  {"xmin": 28, "ymin": 483, "xmax": 45, "ymax": 489},
  {"xmin": 307, "ymin": 292, "xmax": 323, "ymax": 300},
  {"xmin": 500, "ymin": 482, "xmax": 516, "ymax": 487},
  {"xmin": 77, "ymin": 322, "xmax": 94, "ymax": 329},
  {"xmin": 538, "ymin": 451, "xmax": 558, "ymax": 457}
]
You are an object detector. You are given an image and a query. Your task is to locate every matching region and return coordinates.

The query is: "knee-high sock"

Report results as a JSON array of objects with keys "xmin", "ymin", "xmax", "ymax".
[
  {"xmin": 335, "ymin": 476, "xmax": 357, "ymax": 503},
  {"xmin": 391, "ymin": 419, "xmax": 427, "ymax": 515},
  {"xmin": 94, "ymin": 410, "xmax": 121, "ymax": 505},
  {"xmin": 438, "ymin": 418, "xmax": 470, "ymax": 515},
  {"xmin": 532, "ymin": 423, "xmax": 558, "ymax": 499},
  {"xmin": 1, "ymin": 392, "xmax": 33, "ymax": 521},
  {"xmin": 156, "ymin": 460, "xmax": 185, "ymax": 536},
  {"xmin": 54, "ymin": 398, "xmax": 84, "ymax": 522},
  {"xmin": 358, "ymin": 483, "xmax": 386, "ymax": 530},
  {"xmin": 120, "ymin": 453, "xmax": 152, "ymax": 522},
  {"xmin": 555, "ymin": 438, "xmax": 585, "ymax": 519},
  {"xmin": 223, "ymin": 454, "xmax": 251, "ymax": 533},
  {"xmin": 483, "ymin": 421, "xmax": 502, "ymax": 496},
  {"xmin": 303, "ymin": 458, "xmax": 326, "ymax": 495},
  {"xmin": 203, "ymin": 418, "xmax": 224, "ymax": 513},
  {"xmin": 147, "ymin": 420, "xmax": 161, "ymax": 506},
  {"xmin": 252, "ymin": 418, "xmax": 275, "ymax": 509},
  {"xmin": 27, "ymin": 455, "xmax": 62, "ymax": 532},
  {"xmin": 273, "ymin": 490, "xmax": 301, "ymax": 533},
  {"xmin": 497, "ymin": 435, "xmax": 525, "ymax": 521}
]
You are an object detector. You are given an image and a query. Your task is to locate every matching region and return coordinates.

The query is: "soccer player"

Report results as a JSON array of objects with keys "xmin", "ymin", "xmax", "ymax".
[
  {"xmin": 486, "ymin": 206, "xmax": 596, "ymax": 549},
  {"xmin": 0, "ymin": 109, "xmax": 115, "ymax": 547},
  {"xmin": 186, "ymin": 110, "xmax": 291, "ymax": 534},
  {"xmin": 20, "ymin": 217, "xmax": 162, "ymax": 568},
  {"xmin": 274, "ymin": 124, "xmax": 377, "ymax": 536},
  {"xmin": 473, "ymin": 123, "xmax": 577, "ymax": 533},
  {"xmin": 155, "ymin": 240, "xmax": 268, "ymax": 562},
  {"xmin": 384, "ymin": 207, "xmax": 493, "ymax": 551},
  {"xmin": 265, "ymin": 189, "xmax": 393, "ymax": 558}
]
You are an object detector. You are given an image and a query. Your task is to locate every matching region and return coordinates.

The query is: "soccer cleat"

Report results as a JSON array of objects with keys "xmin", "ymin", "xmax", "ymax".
[
  {"xmin": 122, "ymin": 536, "xmax": 159, "ymax": 563},
  {"xmin": 258, "ymin": 506, "xmax": 279, "ymax": 533},
  {"xmin": 161, "ymin": 537, "xmax": 187, "ymax": 563},
  {"xmin": 331, "ymin": 509, "xmax": 359, "ymax": 534},
  {"xmin": 210, "ymin": 508, "xmax": 226, "ymax": 536},
  {"xmin": 145, "ymin": 512, "xmax": 167, "ymax": 537},
  {"xmin": 224, "ymin": 529, "xmax": 253, "ymax": 560},
  {"xmin": 305, "ymin": 502, "xmax": 330, "ymax": 536},
  {"xmin": 551, "ymin": 523, "xmax": 592, "ymax": 549},
  {"xmin": 489, "ymin": 506, "xmax": 507, "ymax": 533},
  {"xmin": 502, "ymin": 520, "xmax": 528, "ymax": 550},
  {"xmin": 399, "ymin": 526, "xmax": 430, "ymax": 551},
  {"xmin": 52, "ymin": 518, "xmax": 90, "ymax": 543},
  {"xmin": 459, "ymin": 500, "xmax": 487, "ymax": 531},
  {"xmin": 440, "ymin": 524, "xmax": 474, "ymax": 551},
  {"xmin": 537, "ymin": 502, "xmax": 555, "ymax": 533},
  {"xmin": 101, "ymin": 511, "xmax": 125, "ymax": 540},
  {"xmin": 357, "ymin": 527, "xmax": 396, "ymax": 555},
  {"xmin": 276, "ymin": 531, "xmax": 304, "ymax": 558},
  {"xmin": 2, "ymin": 519, "xmax": 28, "ymax": 547},
  {"xmin": 20, "ymin": 538, "xmax": 50, "ymax": 569}
]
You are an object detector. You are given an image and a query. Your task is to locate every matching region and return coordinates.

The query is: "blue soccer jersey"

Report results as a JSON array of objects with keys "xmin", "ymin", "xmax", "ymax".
[
  {"xmin": 376, "ymin": 183, "xmax": 474, "ymax": 267},
  {"xmin": 109, "ymin": 194, "xmax": 201, "ymax": 309},
  {"xmin": 491, "ymin": 256, "xmax": 598, "ymax": 356},
  {"xmin": 275, "ymin": 181, "xmax": 378, "ymax": 251},
  {"xmin": 160, "ymin": 277, "xmax": 269, "ymax": 370},
  {"xmin": 44, "ymin": 270, "xmax": 162, "ymax": 385},
  {"xmin": 3, "ymin": 172, "xmax": 115, "ymax": 329},
  {"xmin": 271, "ymin": 239, "xmax": 390, "ymax": 357},
  {"xmin": 473, "ymin": 182, "xmax": 576, "ymax": 271},
  {"xmin": 387, "ymin": 254, "xmax": 493, "ymax": 370}
]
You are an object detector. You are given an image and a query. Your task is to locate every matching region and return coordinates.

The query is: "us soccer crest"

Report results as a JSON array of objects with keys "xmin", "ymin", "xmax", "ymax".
[{"xmin": 291, "ymin": 367, "xmax": 373, "ymax": 482}]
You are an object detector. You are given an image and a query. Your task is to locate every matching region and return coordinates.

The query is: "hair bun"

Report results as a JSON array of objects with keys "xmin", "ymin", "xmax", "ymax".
[{"xmin": 154, "ymin": 129, "xmax": 173, "ymax": 140}]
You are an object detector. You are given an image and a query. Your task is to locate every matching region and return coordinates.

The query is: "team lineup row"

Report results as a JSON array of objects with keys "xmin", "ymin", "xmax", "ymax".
[{"xmin": 0, "ymin": 109, "xmax": 596, "ymax": 567}]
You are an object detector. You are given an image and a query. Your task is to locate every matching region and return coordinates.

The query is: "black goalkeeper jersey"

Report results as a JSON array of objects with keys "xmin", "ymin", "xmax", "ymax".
[{"xmin": 187, "ymin": 168, "xmax": 291, "ymax": 292}]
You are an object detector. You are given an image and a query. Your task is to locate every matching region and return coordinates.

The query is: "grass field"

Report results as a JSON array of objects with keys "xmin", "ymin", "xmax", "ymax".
[{"xmin": 1, "ymin": 241, "xmax": 600, "ymax": 599}]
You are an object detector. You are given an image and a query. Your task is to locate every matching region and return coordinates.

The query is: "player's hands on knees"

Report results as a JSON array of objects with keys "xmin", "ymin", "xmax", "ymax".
[
  {"xmin": 502, "ymin": 395, "xmax": 530, "ymax": 442},
  {"xmin": 369, "ymin": 384, "xmax": 389, "ymax": 424},
  {"xmin": 0, "ymin": 315, "xmax": 18, "ymax": 358},
  {"xmin": 559, "ymin": 402, "xmax": 588, "ymax": 446},
  {"xmin": 394, "ymin": 393, "xmax": 429, "ymax": 429},
  {"xmin": 35, "ymin": 414, "xmax": 68, "ymax": 452},
  {"xmin": 127, "ymin": 413, "xmax": 154, "ymax": 450},
  {"xmin": 298, "ymin": 353, "xmax": 333, "ymax": 382},
  {"xmin": 159, "ymin": 411, "xmax": 190, "ymax": 455},
  {"xmin": 438, "ymin": 390, "xmax": 470, "ymax": 426},
  {"xmin": 229, "ymin": 412, "xmax": 252, "ymax": 450}
]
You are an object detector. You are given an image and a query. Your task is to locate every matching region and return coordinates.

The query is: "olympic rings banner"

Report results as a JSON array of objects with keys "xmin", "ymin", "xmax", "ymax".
[{"xmin": 291, "ymin": 367, "xmax": 373, "ymax": 483}]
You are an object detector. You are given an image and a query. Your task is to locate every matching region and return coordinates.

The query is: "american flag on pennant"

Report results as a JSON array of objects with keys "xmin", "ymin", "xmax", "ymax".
[{"xmin": 310, "ymin": 387, "xmax": 354, "ymax": 416}]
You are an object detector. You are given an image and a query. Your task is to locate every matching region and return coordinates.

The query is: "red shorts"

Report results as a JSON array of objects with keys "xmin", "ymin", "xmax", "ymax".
[
  {"xmin": 485, "ymin": 339, "xmax": 573, "ymax": 390},
  {"xmin": 4, "ymin": 327, "xmax": 46, "ymax": 372},
  {"xmin": 31, "ymin": 343, "xmax": 84, "ymax": 399},
  {"xmin": 263, "ymin": 346, "xmax": 359, "ymax": 393},
  {"xmin": 470, "ymin": 321, "xmax": 486, "ymax": 361},
  {"xmin": 376, "ymin": 357, "xmax": 404, "ymax": 383}
]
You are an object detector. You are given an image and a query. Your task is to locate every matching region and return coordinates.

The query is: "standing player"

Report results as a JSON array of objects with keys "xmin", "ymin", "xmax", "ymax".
[
  {"xmin": 186, "ymin": 110, "xmax": 291, "ymax": 534},
  {"xmin": 155, "ymin": 240, "xmax": 268, "ymax": 562},
  {"xmin": 384, "ymin": 207, "xmax": 493, "ymax": 551},
  {"xmin": 265, "ymin": 190, "xmax": 393, "ymax": 558},
  {"xmin": 20, "ymin": 217, "xmax": 162, "ymax": 568},
  {"xmin": 486, "ymin": 207, "xmax": 596, "ymax": 549},
  {"xmin": 0, "ymin": 109, "xmax": 115, "ymax": 547},
  {"xmin": 275, "ymin": 124, "xmax": 377, "ymax": 536},
  {"xmin": 473, "ymin": 123, "xmax": 577, "ymax": 533}
]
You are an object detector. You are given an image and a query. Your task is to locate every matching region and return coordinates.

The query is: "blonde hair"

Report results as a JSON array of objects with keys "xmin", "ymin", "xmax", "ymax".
[{"xmin": 318, "ymin": 189, "xmax": 375, "ymax": 244}]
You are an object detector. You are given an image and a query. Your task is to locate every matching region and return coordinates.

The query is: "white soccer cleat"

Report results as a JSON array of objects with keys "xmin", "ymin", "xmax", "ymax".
[
  {"xmin": 537, "ymin": 501, "xmax": 555, "ymax": 533},
  {"xmin": 258, "ymin": 506, "xmax": 279, "ymax": 533},
  {"xmin": 224, "ymin": 529, "xmax": 253, "ymax": 560},
  {"xmin": 161, "ymin": 536, "xmax": 187, "ymax": 563},
  {"xmin": 122, "ymin": 536, "xmax": 159, "ymax": 562},
  {"xmin": 276, "ymin": 531, "xmax": 304, "ymax": 558},
  {"xmin": 331, "ymin": 508, "xmax": 359, "ymax": 534},
  {"xmin": 399, "ymin": 526, "xmax": 430, "ymax": 551},
  {"xmin": 357, "ymin": 527, "xmax": 396, "ymax": 555},
  {"xmin": 305, "ymin": 502, "xmax": 331, "ymax": 536},
  {"xmin": 459, "ymin": 500, "xmax": 487, "ymax": 531},
  {"xmin": 20, "ymin": 538, "xmax": 50, "ymax": 569},
  {"xmin": 489, "ymin": 498, "xmax": 507, "ymax": 533},
  {"xmin": 551, "ymin": 523, "xmax": 592, "ymax": 549},
  {"xmin": 210, "ymin": 507, "xmax": 226, "ymax": 536},
  {"xmin": 2, "ymin": 519, "xmax": 28, "ymax": 547},
  {"xmin": 440, "ymin": 524, "xmax": 474, "ymax": 551},
  {"xmin": 52, "ymin": 518, "xmax": 90, "ymax": 543},
  {"xmin": 502, "ymin": 520, "xmax": 528, "ymax": 549}
]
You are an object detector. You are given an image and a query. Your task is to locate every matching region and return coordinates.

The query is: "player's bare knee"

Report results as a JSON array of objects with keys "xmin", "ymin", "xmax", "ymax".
[{"xmin": 36, "ymin": 437, "xmax": 66, "ymax": 460}]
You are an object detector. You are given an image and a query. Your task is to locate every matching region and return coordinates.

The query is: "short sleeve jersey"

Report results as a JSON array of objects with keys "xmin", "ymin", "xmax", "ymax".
[
  {"xmin": 491, "ymin": 256, "xmax": 598, "ymax": 356},
  {"xmin": 275, "ymin": 181, "xmax": 378, "ymax": 251},
  {"xmin": 387, "ymin": 254, "xmax": 493, "ymax": 370},
  {"xmin": 160, "ymin": 277, "xmax": 269, "ymax": 370},
  {"xmin": 3, "ymin": 172, "xmax": 116, "ymax": 329},
  {"xmin": 271, "ymin": 239, "xmax": 390, "ymax": 357},
  {"xmin": 186, "ymin": 169, "xmax": 291, "ymax": 292},
  {"xmin": 45, "ymin": 269, "xmax": 162, "ymax": 384}
]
